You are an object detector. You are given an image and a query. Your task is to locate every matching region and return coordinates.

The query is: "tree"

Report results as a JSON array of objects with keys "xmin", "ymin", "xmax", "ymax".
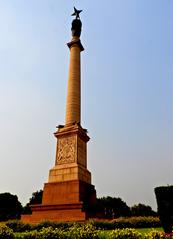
[
  {"xmin": 23, "ymin": 190, "xmax": 43, "ymax": 214},
  {"xmin": 97, "ymin": 196, "xmax": 131, "ymax": 219},
  {"xmin": 0, "ymin": 192, "xmax": 22, "ymax": 221},
  {"xmin": 131, "ymin": 203, "xmax": 157, "ymax": 217}
]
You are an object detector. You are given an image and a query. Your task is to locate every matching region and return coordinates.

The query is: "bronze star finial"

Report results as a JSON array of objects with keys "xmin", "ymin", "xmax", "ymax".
[{"xmin": 71, "ymin": 7, "xmax": 82, "ymax": 19}]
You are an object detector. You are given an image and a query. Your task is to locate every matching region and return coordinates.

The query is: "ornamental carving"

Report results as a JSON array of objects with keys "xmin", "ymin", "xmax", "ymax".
[{"xmin": 56, "ymin": 136, "xmax": 76, "ymax": 164}]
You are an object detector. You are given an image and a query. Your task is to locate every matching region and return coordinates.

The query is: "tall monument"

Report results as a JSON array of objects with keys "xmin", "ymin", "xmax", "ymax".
[{"xmin": 22, "ymin": 8, "xmax": 97, "ymax": 223}]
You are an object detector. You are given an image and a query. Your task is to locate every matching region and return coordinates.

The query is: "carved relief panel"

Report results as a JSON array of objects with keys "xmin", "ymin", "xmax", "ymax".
[{"xmin": 56, "ymin": 136, "xmax": 76, "ymax": 165}]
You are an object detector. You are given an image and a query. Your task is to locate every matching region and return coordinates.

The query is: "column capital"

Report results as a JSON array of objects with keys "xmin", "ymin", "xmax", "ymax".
[{"xmin": 67, "ymin": 39, "xmax": 84, "ymax": 51}]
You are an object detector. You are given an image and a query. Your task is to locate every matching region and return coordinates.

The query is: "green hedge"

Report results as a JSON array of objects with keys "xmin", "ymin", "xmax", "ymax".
[
  {"xmin": 91, "ymin": 217, "xmax": 161, "ymax": 230},
  {"xmin": 155, "ymin": 186, "xmax": 173, "ymax": 233},
  {"xmin": 0, "ymin": 223, "xmax": 173, "ymax": 239},
  {"xmin": 15, "ymin": 224, "xmax": 99, "ymax": 239},
  {"xmin": 5, "ymin": 220, "xmax": 73, "ymax": 232},
  {"xmin": 6, "ymin": 220, "xmax": 33, "ymax": 232},
  {"xmin": 5, "ymin": 217, "xmax": 161, "ymax": 232},
  {"xmin": 109, "ymin": 228, "xmax": 143, "ymax": 239},
  {"xmin": 112, "ymin": 217, "xmax": 161, "ymax": 229},
  {"xmin": 101, "ymin": 229, "xmax": 173, "ymax": 239},
  {"xmin": 0, "ymin": 224, "xmax": 14, "ymax": 239},
  {"xmin": 15, "ymin": 227, "xmax": 68, "ymax": 239}
]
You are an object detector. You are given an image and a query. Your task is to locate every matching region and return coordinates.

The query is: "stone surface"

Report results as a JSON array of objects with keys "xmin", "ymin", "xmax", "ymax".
[
  {"xmin": 48, "ymin": 124, "xmax": 91, "ymax": 184},
  {"xmin": 42, "ymin": 180, "xmax": 96, "ymax": 205},
  {"xmin": 21, "ymin": 180, "xmax": 96, "ymax": 223},
  {"xmin": 65, "ymin": 37, "xmax": 83, "ymax": 125},
  {"xmin": 48, "ymin": 164, "xmax": 91, "ymax": 184},
  {"xmin": 21, "ymin": 203, "xmax": 86, "ymax": 223}
]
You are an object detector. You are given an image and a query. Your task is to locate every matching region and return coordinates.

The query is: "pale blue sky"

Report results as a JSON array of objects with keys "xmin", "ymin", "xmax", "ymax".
[{"xmin": 0, "ymin": 1, "xmax": 173, "ymax": 210}]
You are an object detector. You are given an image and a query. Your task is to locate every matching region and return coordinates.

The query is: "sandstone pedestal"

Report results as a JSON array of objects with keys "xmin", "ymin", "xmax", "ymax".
[
  {"xmin": 21, "ymin": 124, "xmax": 96, "ymax": 223},
  {"xmin": 22, "ymin": 180, "xmax": 96, "ymax": 223}
]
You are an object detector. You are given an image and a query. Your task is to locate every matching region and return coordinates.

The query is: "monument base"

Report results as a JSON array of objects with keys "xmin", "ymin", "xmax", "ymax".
[
  {"xmin": 21, "ymin": 203, "xmax": 87, "ymax": 223},
  {"xmin": 21, "ymin": 180, "xmax": 96, "ymax": 223}
]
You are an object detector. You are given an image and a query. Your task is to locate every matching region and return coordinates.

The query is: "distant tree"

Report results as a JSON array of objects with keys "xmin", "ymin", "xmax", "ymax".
[
  {"xmin": 131, "ymin": 203, "xmax": 157, "ymax": 217},
  {"xmin": 0, "ymin": 192, "xmax": 22, "ymax": 221},
  {"xmin": 23, "ymin": 190, "xmax": 43, "ymax": 214},
  {"xmin": 97, "ymin": 196, "xmax": 131, "ymax": 219}
]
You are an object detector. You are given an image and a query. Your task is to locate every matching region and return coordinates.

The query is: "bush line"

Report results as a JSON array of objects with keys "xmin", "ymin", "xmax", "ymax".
[{"xmin": 0, "ymin": 223, "xmax": 173, "ymax": 239}]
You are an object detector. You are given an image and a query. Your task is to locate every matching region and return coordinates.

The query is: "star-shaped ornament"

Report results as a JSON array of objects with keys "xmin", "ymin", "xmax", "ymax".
[{"xmin": 71, "ymin": 7, "xmax": 82, "ymax": 19}]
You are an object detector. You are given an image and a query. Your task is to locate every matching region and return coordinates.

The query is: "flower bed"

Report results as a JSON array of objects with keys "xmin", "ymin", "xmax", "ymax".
[{"xmin": 1, "ymin": 220, "xmax": 172, "ymax": 239}]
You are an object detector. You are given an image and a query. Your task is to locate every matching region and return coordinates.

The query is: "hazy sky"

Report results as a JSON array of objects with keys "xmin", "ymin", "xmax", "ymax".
[{"xmin": 0, "ymin": 1, "xmax": 172, "ymax": 210}]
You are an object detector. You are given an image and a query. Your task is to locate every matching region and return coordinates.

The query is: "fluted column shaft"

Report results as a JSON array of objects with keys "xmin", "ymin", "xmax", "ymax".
[{"xmin": 65, "ymin": 38, "xmax": 82, "ymax": 125}]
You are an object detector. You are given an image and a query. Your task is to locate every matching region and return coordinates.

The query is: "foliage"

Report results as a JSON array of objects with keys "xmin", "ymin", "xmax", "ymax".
[
  {"xmin": 5, "ymin": 220, "xmax": 73, "ymax": 232},
  {"xmin": 5, "ymin": 220, "xmax": 33, "ymax": 232},
  {"xmin": 5, "ymin": 217, "xmax": 161, "ymax": 235},
  {"xmin": 0, "ymin": 193, "xmax": 22, "ymax": 221},
  {"xmin": 39, "ymin": 227, "xmax": 67, "ymax": 239},
  {"xmin": 131, "ymin": 204, "xmax": 157, "ymax": 217},
  {"xmin": 91, "ymin": 220, "xmax": 115, "ymax": 230},
  {"xmin": 15, "ymin": 227, "xmax": 68, "ymax": 239},
  {"xmin": 1, "ymin": 222, "xmax": 173, "ymax": 239},
  {"xmin": 112, "ymin": 217, "xmax": 161, "ymax": 229},
  {"xmin": 144, "ymin": 230, "xmax": 165, "ymax": 239},
  {"xmin": 23, "ymin": 190, "xmax": 43, "ymax": 214},
  {"xmin": 88, "ymin": 217, "xmax": 160, "ymax": 230},
  {"xmin": 137, "ymin": 228, "xmax": 163, "ymax": 234},
  {"xmin": 97, "ymin": 196, "xmax": 131, "ymax": 219},
  {"xmin": 15, "ymin": 230, "xmax": 38, "ymax": 239},
  {"xmin": 33, "ymin": 220, "xmax": 71, "ymax": 231},
  {"xmin": 67, "ymin": 223, "xmax": 99, "ymax": 239},
  {"xmin": 109, "ymin": 228, "xmax": 143, "ymax": 239},
  {"xmin": 98, "ymin": 229, "xmax": 173, "ymax": 239},
  {"xmin": 14, "ymin": 224, "xmax": 99, "ymax": 239},
  {"xmin": 155, "ymin": 186, "xmax": 173, "ymax": 233},
  {"xmin": 0, "ymin": 224, "xmax": 14, "ymax": 239}
]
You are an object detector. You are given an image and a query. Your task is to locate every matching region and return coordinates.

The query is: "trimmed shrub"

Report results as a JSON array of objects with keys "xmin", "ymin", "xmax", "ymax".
[
  {"xmin": 91, "ymin": 220, "xmax": 115, "ymax": 230},
  {"xmin": 155, "ymin": 186, "xmax": 173, "ymax": 233},
  {"xmin": 5, "ymin": 217, "xmax": 161, "ymax": 234},
  {"xmin": 112, "ymin": 217, "xmax": 161, "ymax": 229},
  {"xmin": 6, "ymin": 220, "xmax": 33, "ymax": 232},
  {"xmin": 5, "ymin": 220, "xmax": 72, "ymax": 233},
  {"xmin": 15, "ymin": 227, "xmax": 67, "ymax": 239},
  {"xmin": 0, "ymin": 224, "xmax": 14, "ymax": 239},
  {"xmin": 91, "ymin": 217, "xmax": 160, "ymax": 230},
  {"xmin": 144, "ymin": 230, "xmax": 164, "ymax": 239},
  {"xmin": 38, "ymin": 227, "xmax": 67, "ymax": 239},
  {"xmin": 33, "ymin": 221, "xmax": 71, "ymax": 231},
  {"xmin": 15, "ymin": 230, "xmax": 38, "ymax": 239},
  {"xmin": 67, "ymin": 223, "xmax": 99, "ymax": 239},
  {"xmin": 109, "ymin": 228, "xmax": 142, "ymax": 239},
  {"xmin": 14, "ymin": 223, "xmax": 98, "ymax": 239}
]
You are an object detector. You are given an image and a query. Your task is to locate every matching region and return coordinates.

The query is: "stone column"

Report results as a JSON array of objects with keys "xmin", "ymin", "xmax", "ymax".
[
  {"xmin": 65, "ymin": 37, "xmax": 83, "ymax": 125},
  {"xmin": 65, "ymin": 18, "xmax": 84, "ymax": 126}
]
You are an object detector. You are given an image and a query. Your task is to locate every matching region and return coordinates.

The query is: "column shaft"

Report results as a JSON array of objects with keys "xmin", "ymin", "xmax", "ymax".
[{"xmin": 65, "ymin": 43, "xmax": 81, "ymax": 125}]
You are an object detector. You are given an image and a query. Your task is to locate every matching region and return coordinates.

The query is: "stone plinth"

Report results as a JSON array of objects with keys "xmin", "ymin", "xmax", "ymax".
[
  {"xmin": 21, "ymin": 125, "xmax": 97, "ymax": 223},
  {"xmin": 21, "ymin": 203, "xmax": 86, "ymax": 223},
  {"xmin": 48, "ymin": 124, "xmax": 91, "ymax": 184},
  {"xmin": 21, "ymin": 180, "xmax": 96, "ymax": 223}
]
